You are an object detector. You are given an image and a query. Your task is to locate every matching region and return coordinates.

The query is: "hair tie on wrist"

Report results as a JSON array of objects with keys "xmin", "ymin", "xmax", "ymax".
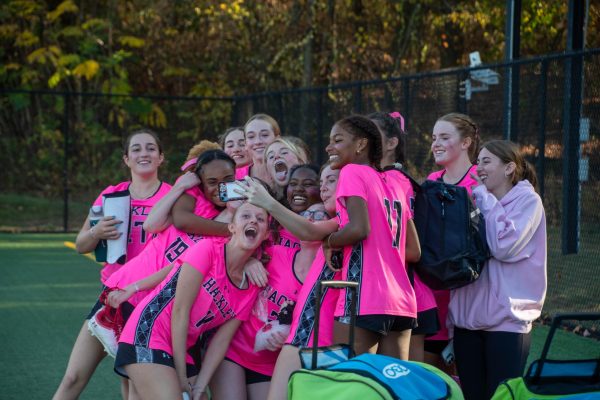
[
  {"xmin": 327, "ymin": 233, "xmax": 334, "ymax": 249},
  {"xmin": 134, "ymin": 282, "xmax": 140, "ymax": 293}
]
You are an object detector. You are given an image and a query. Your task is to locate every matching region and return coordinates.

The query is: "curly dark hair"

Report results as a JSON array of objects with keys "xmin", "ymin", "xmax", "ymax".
[{"xmin": 336, "ymin": 115, "xmax": 383, "ymax": 170}]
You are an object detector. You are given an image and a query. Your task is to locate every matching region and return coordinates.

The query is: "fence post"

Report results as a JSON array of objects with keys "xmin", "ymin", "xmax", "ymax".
[
  {"xmin": 561, "ymin": 0, "xmax": 586, "ymax": 254},
  {"xmin": 316, "ymin": 88, "xmax": 324, "ymax": 166},
  {"xmin": 503, "ymin": 0, "xmax": 521, "ymax": 141},
  {"xmin": 536, "ymin": 60, "xmax": 548, "ymax": 200},
  {"xmin": 62, "ymin": 92, "xmax": 70, "ymax": 233},
  {"xmin": 402, "ymin": 78, "xmax": 410, "ymax": 126}
]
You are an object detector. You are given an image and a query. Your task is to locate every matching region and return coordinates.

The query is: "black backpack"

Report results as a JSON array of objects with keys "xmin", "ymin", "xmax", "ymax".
[{"xmin": 412, "ymin": 179, "xmax": 490, "ymax": 290}]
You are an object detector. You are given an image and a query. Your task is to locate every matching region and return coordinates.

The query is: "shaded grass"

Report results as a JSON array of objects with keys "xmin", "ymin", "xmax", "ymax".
[
  {"xmin": 0, "ymin": 233, "xmax": 598, "ymax": 399},
  {"xmin": 0, "ymin": 193, "xmax": 89, "ymax": 232},
  {"xmin": 0, "ymin": 233, "xmax": 119, "ymax": 400}
]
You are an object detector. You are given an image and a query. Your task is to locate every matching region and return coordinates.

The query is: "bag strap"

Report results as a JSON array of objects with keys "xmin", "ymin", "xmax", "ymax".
[
  {"xmin": 383, "ymin": 165, "xmax": 421, "ymax": 193},
  {"xmin": 313, "ymin": 280, "xmax": 359, "ymax": 369}
]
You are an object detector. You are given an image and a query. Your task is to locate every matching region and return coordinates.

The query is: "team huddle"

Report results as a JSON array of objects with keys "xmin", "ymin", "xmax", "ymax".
[{"xmin": 52, "ymin": 112, "xmax": 547, "ymax": 400}]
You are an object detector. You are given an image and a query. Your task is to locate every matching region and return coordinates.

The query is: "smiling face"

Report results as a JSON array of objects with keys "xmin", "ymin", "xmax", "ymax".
[
  {"xmin": 123, "ymin": 132, "xmax": 164, "ymax": 177},
  {"xmin": 319, "ymin": 165, "xmax": 339, "ymax": 215},
  {"xmin": 431, "ymin": 120, "xmax": 471, "ymax": 167},
  {"xmin": 266, "ymin": 142, "xmax": 302, "ymax": 187},
  {"xmin": 245, "ymin": 120, "xmax": 277, "ymax": 162},
  {"xmin": 198, "ymin": 159, "xmax": 236, "ymax": 208},
  {"xmin": 223, "ymin": 129, "xmax": 250, "ymax": 167},
  {"xmin": 286, "ymin": 167, "xmax": 321, "ymax": 213},
  {"xmin": 476, "ymin": 147, "xmax": 515, "ymax": 199},
  {"xmin": 325, "ymin": 124, "xmax": 366, "ymax": 170},
  {"xmin": 229, "ymin": 202, "xmax": 270, "ymax": 250}
]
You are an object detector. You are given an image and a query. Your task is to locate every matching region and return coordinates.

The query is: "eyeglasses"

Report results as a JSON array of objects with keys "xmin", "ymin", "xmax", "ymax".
[{"xmin": 299, "ymin": 209, "xmax": 330, "ymax": 221}]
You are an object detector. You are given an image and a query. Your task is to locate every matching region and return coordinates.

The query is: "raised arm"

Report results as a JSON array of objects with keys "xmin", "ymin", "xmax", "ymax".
[
  {"xmin": 143, "ymin": 172, "xmax": 201, "ymax": 233},
  {"xmin": 240, "ymin": 178, "xmax": 337, "ymax": 241},
  {"xmin": 171, "ymin": 193, "xmax": 231, "ymax": 236}
]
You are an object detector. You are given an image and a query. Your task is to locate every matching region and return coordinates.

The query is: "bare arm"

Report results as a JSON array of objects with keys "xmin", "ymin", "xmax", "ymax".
[
  {"xmin": 240, "ymin": 178, "xmax": 338, "ymax": 240},
  {"xmin": 405, "ymin": 219, "xmax": 421, "ymax": 263},
  {"xmin": 171, "ymin": 193, "xmax": 230, "ymax": 236},
  {"xmin": 325, "ymin": 196, "xmax": 369, "ymax": 248},
  {"xmin": 75, "ymin": 215, "xmax": 121, "ymax": 254},
  {"xmin": 143, "ymin": 172, "xmax": 201, "ymax": 233},
  {"xmin": 106, "ymin": 264, "xmax": 175, "ymax": 308},
  {"xmin": 171, "ymin": 263, "xmax": 204, "ymax": 394},
  {"xmin": 191, "ymin": 318, "xmax": 242, "ymax": 399}
]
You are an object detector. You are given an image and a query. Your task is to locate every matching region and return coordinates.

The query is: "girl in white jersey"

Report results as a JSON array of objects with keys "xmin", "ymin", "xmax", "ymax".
[{"xmin": 53, "ymin": 129, "xmax": 169, "ymax": 400}]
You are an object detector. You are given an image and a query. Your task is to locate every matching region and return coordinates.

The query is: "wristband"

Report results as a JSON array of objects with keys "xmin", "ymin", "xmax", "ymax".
[{"xmin": 89, "ymin": 226, "xmax": 97, "ymax": 239}]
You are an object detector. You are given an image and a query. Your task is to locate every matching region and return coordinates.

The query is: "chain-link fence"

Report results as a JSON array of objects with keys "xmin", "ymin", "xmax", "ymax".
[{"xmin": 1, "ymin": 49, "xmax": 599, "ymax": 318}]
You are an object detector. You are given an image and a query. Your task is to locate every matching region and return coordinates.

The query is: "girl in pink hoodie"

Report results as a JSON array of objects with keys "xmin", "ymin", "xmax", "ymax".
[{"xmin": 448, "ymin": 140, "xmax": 547, "ymax": 400}]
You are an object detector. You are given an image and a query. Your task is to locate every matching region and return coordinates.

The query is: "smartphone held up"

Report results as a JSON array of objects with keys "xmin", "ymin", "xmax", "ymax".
[{"xmin": 218, "ymin": 181, "xmax": 247, "ymax": 202}]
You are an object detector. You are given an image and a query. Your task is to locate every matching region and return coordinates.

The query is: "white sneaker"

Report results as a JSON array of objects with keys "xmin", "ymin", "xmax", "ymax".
[{"xmin": 88, "ymin": 312, "xmax": 118, "ymax": 358}]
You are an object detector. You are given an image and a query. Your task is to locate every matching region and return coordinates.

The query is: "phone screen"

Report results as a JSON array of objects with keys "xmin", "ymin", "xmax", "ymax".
[{"xmin": 218, "ymin": 181, "xmax": 246, "ymax": 202}]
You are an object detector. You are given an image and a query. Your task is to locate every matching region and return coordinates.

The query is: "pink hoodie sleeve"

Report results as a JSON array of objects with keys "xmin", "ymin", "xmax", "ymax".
[{"xmin": 473, "ymin": 185, "xmax": 544, "ymax": 263}]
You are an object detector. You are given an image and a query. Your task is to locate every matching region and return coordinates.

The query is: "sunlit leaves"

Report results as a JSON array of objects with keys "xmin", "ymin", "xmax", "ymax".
[
  {"xmin": 72, "ymin": 60, "xmax": 100, "ymax": 80},
  {"xmin": 118, "ymin": 36, "xmax": 145, "ymax": 48},
  {"xmin": 14, "ymin": 30, "xmax": 38, "ymax": 47},
  {"xmin": 47, "ymin": 0, "xmax": 78, "ymax": 23}
]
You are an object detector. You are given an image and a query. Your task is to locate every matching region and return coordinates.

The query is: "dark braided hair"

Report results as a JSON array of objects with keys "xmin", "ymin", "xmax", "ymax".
[
  {"xmin": 194, "ymin": 149, "xmax": 236, "ymax": 176},
  {"xmin": 367, "ymin": 112, "xmax": 406, "ymax": 165},
  {"xmin": 336, "ymin": 115, "xmax": 383, "ymax": 170}
]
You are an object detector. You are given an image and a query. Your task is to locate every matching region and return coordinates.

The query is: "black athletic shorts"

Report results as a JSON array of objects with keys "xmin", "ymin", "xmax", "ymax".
[
  {"xmin": 114, "ymin": 343, "xmax": 199, "ymax": 379},
  {"xmin": 424, "ymin": 339, "xmax": 449, "ymax": 355},
  {"xmin": 223, "ymin": 357, "xmax": 271, "ymax": 385},
  {"xmin": 336, "ymin": 314, "xmax": 417, "ymax": 335},
  {"xmin": 412, "ymin": 308, "xmax": 440, "ymax": 337}
]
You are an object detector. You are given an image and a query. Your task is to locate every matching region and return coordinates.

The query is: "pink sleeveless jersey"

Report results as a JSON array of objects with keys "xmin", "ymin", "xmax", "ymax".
[
  {"xmin": 118, "ymin": 238, "xmax": 259, "ymax": 365},
  {"xmin": 103, "ymin": 186, "xmax": 221, "ymax": 306},
  {"xmin": 226, "ymin": 246, "xmax": 303, "ymax": 376},
  {"xmin": 235, "ymin": 164, "xmax": 251, "ymax": 180},
  {"xmin": 334, "ymin": 164, "xmax": 416, "ymax": 319},
  {"xmin": 277, "ymin": 227, "xmax": 301, "ymax": 249},
  {"xmin": 93, "ymin": 181, "xmax": 172, "ymax": 283},
  {"xmin": 426, "ymin": 165, "xmax": 478, "ymax": 341},
  {"xmin": 286, "ymin": 248, "xmax": 341, "ymax": 347},
  {"xmin": 384, "ymin": 169, "xmax": 436, "ymax": 313}
]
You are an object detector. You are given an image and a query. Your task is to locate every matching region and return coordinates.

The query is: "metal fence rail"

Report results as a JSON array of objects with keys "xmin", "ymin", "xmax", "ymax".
[{"xmin": 1, "ymin": 49, "xmax": 599, "ymax": 317}]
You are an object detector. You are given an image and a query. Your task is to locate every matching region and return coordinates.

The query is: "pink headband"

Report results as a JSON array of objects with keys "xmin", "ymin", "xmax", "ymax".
[
  {"xmin": 389, "ymin": 111, "xmax": 405, "ymax": 132},
  {"xmin": 180, "ymin": 158, "xmax": 197, "ymax": 171}
]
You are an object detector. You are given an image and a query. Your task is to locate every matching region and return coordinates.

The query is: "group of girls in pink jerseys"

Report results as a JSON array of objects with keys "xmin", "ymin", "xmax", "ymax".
[{"xmin": 53, "ymin": 111, "xmax": 546, "ymax": 400}]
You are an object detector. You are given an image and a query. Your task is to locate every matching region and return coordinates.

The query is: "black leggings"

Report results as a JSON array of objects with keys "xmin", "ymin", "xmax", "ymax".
[{"xmin": 453, "ymin": 327, "xmax": 530, "ymax": 400}]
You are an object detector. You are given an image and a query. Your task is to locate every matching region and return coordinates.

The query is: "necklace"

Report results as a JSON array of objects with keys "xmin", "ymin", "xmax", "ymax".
[{"xmin": 129, "ymin": 180, "xmax": 161, "ymax": 200}]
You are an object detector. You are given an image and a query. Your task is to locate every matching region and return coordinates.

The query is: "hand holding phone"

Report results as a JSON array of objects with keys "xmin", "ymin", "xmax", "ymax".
[{"xmin": 218, "ymin": 181, "xmax": 247, "ymax": 202}]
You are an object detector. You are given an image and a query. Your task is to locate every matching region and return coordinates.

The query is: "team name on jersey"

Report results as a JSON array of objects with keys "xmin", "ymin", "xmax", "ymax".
[
  {"xmin": 202, "ymin": 277, "xmax": 236, "ymax": 319},
  {"xmin": 131, "ymin": 205, "xmax": 151, "ymax": 216},
  {"xmin": 277, "ymin": 237, "xmax": 300, "ymax": 248}
]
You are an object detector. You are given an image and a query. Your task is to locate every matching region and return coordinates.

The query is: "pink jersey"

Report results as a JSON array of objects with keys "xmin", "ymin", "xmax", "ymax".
[
  {"xmin": 334, "ymin": 164, "xmax": 416, "ymax": 319},
  {"xmin": 226, "ymin": 246, "xmax": 303, "ymax": 376},
  {"xmin": 426, "ymin": 165, "xmax": 478, "ymax": 341},
  {"xmin": 235, "ymin": 164, "xmax": 251, "ymax": 180},
  {"xmin": 277, "ymin": 227, "xmax": 300, "ymax": 249},
  {"xmin": 384, "ymin": 170, "xmax": 436, "ymax": 313},
  {"xmin": 104, "ymin": 186, "xmax": 221, "ymax": 306},
  {"xmin": 118, "ymin": 238, "xmax": 259, "ymax": 365},
  {"xmin": 93, "ymin": 181, "xmax": 172, "ymax": 283},
  {"xmin": 286, "ymin": 248, "xmax": 341, "ymax": 347}
]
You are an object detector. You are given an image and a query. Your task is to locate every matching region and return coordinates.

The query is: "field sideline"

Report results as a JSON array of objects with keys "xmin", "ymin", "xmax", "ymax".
[{"xmin": 0, "ymin": 233, "xmax": 598, "ymax": 400}]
